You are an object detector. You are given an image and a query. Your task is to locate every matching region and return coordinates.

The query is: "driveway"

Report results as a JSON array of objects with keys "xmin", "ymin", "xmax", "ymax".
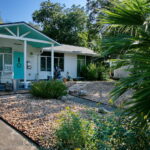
[{"xmin": 0, "ymin": 119, "xmax": 38, "ymax": 150}]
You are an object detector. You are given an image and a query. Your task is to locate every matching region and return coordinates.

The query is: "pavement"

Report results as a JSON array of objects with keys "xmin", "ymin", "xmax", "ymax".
[{"xmin": 0, "ymin": 120, "xmax": 38, "ymax": 150}]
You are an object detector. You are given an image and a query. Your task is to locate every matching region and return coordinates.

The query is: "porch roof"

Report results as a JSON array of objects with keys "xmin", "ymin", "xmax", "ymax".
[{"xmin": 0, "ymin": 22, "xmax": 60, "ymax": 48}]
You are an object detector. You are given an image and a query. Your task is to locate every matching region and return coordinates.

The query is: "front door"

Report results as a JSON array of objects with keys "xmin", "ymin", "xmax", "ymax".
[{"xmin": 13, "ymin": 52, "xmax": 24, "ymax": 79}]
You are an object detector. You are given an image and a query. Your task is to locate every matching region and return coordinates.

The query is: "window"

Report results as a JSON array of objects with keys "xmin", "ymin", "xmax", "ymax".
[
  {"xmin": 40, "ymin": 52, "xmax": 64, "ymax": 72},
  {"xmin": 40, "ymin": 57, "xmax": 51, "ymax": 71},
  {"xmin": 0, "ymin": 54, "xmax": 3, "ymax": 71},
  {"xmin": 0, "ymin": 48, "xmax": 12, "ymax": 72},
  {"xmin": 54, "ymin": 53, "xmax": 64, "ymax": 71},
  {"xmin": 41, "ymin": 57, "xmax": 46, "ymax": 71}
]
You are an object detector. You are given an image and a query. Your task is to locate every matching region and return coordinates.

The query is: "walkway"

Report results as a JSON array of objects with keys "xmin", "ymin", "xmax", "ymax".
[{"xmin": 0, "ymin": 120, "xmax": 38, "ymax": 150}]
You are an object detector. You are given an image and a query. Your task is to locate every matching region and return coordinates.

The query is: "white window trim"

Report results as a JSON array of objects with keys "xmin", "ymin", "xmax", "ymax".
[
  {"xmin": 40, "ymin": 56, "xmax": 51, "ymax": 72},
  {"xmin": 0, "ymin": 53, "xmax": 12, "ymax": 72}
]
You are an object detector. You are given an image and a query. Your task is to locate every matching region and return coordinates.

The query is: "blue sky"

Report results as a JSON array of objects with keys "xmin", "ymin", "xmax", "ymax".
[{"xmin": 0, "ymin": 0, "xmax": 86, "ymax": 23}]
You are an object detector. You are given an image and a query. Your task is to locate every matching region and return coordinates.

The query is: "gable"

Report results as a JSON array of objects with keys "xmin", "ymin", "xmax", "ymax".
[{"xmin": 0, "ymin": 22, "xmax": 60, "ymax": 48}]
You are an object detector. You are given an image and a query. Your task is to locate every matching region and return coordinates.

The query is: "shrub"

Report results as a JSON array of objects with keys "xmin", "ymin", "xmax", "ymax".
[
  {"xmin": 80, "ymin": 63, "xmax": 109, "ymax": 81},
  {"xmin": 87, "ymin": 63, "xmax": 99, "ymax": 81},
  {"xmin": 55, "ymin": 109, "xmax": 150, "ymax": 150},
  {"xmin": 93, "ymin": 112, "xmax": 150, "ymax": 150},
  {"xmin": 55, "ymin": 109, "xmax": 97, "ymax": 150},
  {"xmin": 30, "ymin": 80, "xmax": 67, "ymax": 99},
  {"xmin": 80, "ymin": 65, "xmax": 88, "ymax": 79}
]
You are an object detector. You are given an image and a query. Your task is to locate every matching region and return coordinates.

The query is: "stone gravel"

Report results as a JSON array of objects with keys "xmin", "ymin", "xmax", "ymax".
[{"xmin": 0, "ymin": 94, "xmax": 100, "ymax": 149}]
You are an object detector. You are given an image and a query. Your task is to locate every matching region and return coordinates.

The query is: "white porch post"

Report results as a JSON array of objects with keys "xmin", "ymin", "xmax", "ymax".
[
  {"xmin": 24, "ymin": 40, "xmax": 27, "ymax": 88},
  {"xmin": 51, "ymin": 44, "xmax": 54, "ymax": 79}
]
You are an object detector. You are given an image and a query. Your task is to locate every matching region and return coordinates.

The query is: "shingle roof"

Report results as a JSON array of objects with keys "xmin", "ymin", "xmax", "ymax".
[{"xmin": 44, "ymin": 44, "xmax": 98, "ymax": 56}]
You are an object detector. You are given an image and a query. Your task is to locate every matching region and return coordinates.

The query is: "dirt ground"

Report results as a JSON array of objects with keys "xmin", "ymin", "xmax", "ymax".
[
  {"xmin": 68, "ymin": 81, "xmax": 132, "ymax": 106},
  {"xmin": 0, "ymin": 94, "xmax": 96, "ymax": 149}
]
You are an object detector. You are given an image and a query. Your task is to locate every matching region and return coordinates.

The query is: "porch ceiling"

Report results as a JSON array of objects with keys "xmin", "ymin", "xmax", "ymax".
[{"xmin": 0, "ymin": 22, "xmax": 60, "ymax": 48}]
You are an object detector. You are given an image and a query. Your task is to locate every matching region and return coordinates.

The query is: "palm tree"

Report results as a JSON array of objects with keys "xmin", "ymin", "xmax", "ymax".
[{"xmin": 101, "ymin": 0, "xmax": 150, "ymax": 128}]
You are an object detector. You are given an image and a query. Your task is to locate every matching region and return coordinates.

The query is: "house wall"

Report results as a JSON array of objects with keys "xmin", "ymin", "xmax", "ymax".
[
  {"xmin": 38, "ymin": 53, "xmax": 78, "ymax": 79},
  {"xmin": 64, "ymin": 53, "xmax": 77, "ymax": 78},
  {"xmin": 0, "ymin": 38, "xmax": 78, "ymax": 83},
  {"xmin": 0, "ymin": 38, "xmax": 41, "ymax": 83}
]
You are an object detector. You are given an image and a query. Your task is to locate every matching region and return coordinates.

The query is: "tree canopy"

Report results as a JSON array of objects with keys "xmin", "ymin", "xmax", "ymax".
[{"xmin": 32, "ymin": 1, "xmax": 88, "ymax": 47}]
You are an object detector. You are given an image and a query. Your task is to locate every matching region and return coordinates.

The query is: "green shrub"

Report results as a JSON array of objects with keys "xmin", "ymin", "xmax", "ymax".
[
  {"xmin": 30, "ymin": 80, "xmax": 67, "ymax": 99},
  {"xmin": 55, "ymin": 109, "xmax": 150, "ymax": 150},
  {"xmin": 87, "ymin": 63, "xmax": 98, "ymax": 81},
  {"xmin": 80, "ymin": 63, "xmax": 109, "ymax": 81},
  {"xmin": 93, "ymin": 112, "xmax": 150, "ymax": 150},
  {"xmin": 55, "ymin": 109, "xmax": 97, "ymax": 150},
  {"xmin": 80, "ymin": 65, "xmax": 88, "ymax": 79}
]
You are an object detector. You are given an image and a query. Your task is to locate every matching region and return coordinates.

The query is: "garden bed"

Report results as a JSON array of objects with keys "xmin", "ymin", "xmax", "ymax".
[{"xmin": 0, "ymin": 94, "xmax": 96, "ymax": 149}]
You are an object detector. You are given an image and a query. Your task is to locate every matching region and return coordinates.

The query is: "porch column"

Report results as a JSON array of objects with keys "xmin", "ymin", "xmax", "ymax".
[
  {"xmin": 51, "ymin": 44, "xmax": 54, "ymax": 79},
  {"xmin": 24, "ymin": 40, "xmax": 27, "ymax": 88}
]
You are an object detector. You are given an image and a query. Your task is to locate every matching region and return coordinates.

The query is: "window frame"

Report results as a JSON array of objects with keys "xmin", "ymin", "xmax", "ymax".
[
  {"xmin": 54, "ymin": 53, "xmax": 64, "ymax": 71},
  {"xmin": 40, "ymin": 52, "xmax": 64, "ymax": 72},
  {"xmin": 40, "ymin": 56, "xmax": 51, "ymax": 71},
  {"xmin": 0, "ymin": 52, "xmax": 12, "ymax": 72}
]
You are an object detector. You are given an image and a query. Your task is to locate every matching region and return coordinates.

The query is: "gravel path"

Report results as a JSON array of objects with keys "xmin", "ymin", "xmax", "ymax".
[{"xmin": 69, "ymin": 95, "xmax": 116, "ymax": 112}]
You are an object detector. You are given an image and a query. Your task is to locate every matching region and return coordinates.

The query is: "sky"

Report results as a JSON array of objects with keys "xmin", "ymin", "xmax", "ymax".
[{"xmin": 0, "ymin": 0, "xmax": 86, "ymax": 23}]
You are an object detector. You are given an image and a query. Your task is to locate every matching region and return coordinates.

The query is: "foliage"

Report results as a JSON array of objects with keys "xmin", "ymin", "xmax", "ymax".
[
  {"xmin": 86, "ymin": 0, "xmax": 111, "ymax": 51},
  {"xmin": 81, "ymin": 63, "xmax": 109, "ymax": 81},
  {"xmin": 32, "ymin": 0, "xmax": 113, "ymax": 52},
  {"xmin": 55, "ymin": 109, "xmax": 150, "ymax": 150},
  {"xmin": 55, "ymin": 109, "xmax": 96, "ymax": 150},
  {"xmin": 32, "ymin": 1, "xmax": 88, "ymax": 47},
  {"xmin": 30, "ymin": 80, "xmax": 67, "ymax": 99},
  {"xmin": 28, "ymin": 21, "xmax": 41, "ymax": 30},
  {"xmin": 87, "ymin": 63, "xmax": 99, "ymax": 80},
  {"xmin": 100, "ymin": 0, "xmax": 150, "ymax": 127},
  {"xmin": 93, "ymin": 111, "xmax": 150, "ymax": 150}
]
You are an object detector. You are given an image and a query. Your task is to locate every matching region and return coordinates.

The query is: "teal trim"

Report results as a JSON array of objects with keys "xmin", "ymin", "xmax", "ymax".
[
  {"xmin": 13, "ymin": 51, "xmax": 24, "ymax": 79},
  {"xmin": 0, "ymin": 22, "xmax": 61, "ymax": 48},
  {"xmin": 0, "ymin": 47, "xmax": 12, "ymax": 53}
]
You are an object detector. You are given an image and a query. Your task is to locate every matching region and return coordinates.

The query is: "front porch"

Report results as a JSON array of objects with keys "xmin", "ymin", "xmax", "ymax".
[{"xmin": 0, "ymin": 22, "xmax": 60, "ymax": 91}]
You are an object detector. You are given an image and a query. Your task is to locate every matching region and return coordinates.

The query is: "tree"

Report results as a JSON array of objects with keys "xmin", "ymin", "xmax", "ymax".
[
  {"xmin": 86, "ymin": 0, "xmax": 111, "ymax": 51},
  {"xmin": 28, "ymin": 22, "xmax": 41, "ymax": 30},
  {"xmin": 101, "ymin": 0, "xmax": 150, "ymax": 128},
  {"xmin": 32, "ymin": 1, "xmax": 88, "ymax": 47}
]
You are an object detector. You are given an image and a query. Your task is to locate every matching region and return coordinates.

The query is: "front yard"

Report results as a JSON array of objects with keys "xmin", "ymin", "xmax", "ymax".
[
  {"xmin": 0, "ymin": 94, "xmax": 98, "ymax": 149},
  {"xmin": 0, "ymin": 81, "xmax": 149, "ymax": 150}
]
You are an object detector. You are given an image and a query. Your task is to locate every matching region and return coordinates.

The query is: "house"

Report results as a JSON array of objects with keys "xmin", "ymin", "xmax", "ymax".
[{"xmin": 0, "ymin": 22, "xmax": 97, "ymax": 89}]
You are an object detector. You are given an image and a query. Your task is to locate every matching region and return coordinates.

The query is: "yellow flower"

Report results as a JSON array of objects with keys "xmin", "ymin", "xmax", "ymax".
[
  {"xmin": 74, "ymin": 148, "xmax": 81, "ymax": 150},
  {"xmin": 108, "ymin": 99, "xmax": 113, "ymax": 105}
]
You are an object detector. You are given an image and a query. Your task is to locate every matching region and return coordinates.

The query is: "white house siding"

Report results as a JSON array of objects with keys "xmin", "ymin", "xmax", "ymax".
[
  {"xmin": 0, "ymin": 38, "xmax": 79, "ymax": 83},
  {"xmin": 26, "ymin": 48, "xmax": 41, "ymax": 80},
  {"xmin": 38, "ymin": 53, "xmax": 78, "ymax": 79},
  {"xmin": 63, "ymin": 53, "xmax": 77, "ymax": 78},
  {"xmin": 0, "ymin": 38, "xmax": 41, "ymax": 83}
]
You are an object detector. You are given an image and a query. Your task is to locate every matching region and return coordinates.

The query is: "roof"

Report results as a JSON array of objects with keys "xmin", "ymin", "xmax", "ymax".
[
  {"xmin": 0, "ymin": 22, "xmax": 60, "ymax": 48},
  {"xmin": 44, "ymin": 44, "xmax": 98, "ymax": 56}
]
